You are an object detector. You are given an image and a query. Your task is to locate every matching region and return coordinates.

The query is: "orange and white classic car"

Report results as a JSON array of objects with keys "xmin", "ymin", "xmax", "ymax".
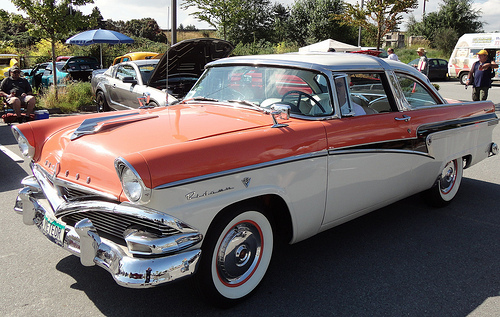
[{"xmin": 12, "ymin": 52, "xmax": 498, "ymax": 307}]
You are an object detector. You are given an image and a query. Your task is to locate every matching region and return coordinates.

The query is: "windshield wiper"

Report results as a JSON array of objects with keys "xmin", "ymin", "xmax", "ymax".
[
  {"xmin": 181, "ymin": 97, "xmax": 219, "ymax": 104},
  {"xmin": 227, "ymin": 99, "xmax": 263, "ymax": 111}
]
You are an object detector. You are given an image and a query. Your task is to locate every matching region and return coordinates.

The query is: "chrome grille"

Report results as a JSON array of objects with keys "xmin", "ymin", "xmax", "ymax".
[
  {"xmin": 62, "ymin": 211, "xmax": 181, "ymax": 240},
  {"xmin": 62, "ymin": 186, "xmax": 93, "ymax": 200}
]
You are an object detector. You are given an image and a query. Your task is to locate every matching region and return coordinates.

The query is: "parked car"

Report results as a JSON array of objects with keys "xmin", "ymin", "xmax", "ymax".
[
  {"xmin": 351, "ymin": 49, "xmax": 383, "ymax": 57},
  {"xmin": 12, "ymin": 53, "xmax": 498, "ymax": 307},
  {"xmin": 112, "ymin": 52, "xmax": 159, "ymax": 65},
  {"xmin": 40, "ymin": 62, "xmax": 67, "ymax": 88},
  {"xmin": 41, "ymin": 57, "xmax": 100, "ymax": 88},
  {"xmin": 91, "ymin": 38, "xmax": 234, "ymax": 111},
  {"xmin": 56, "ymin": 56, "xmax": 73, "ymax": 62},
  {"xmin": 408, "ymin": 58, "xmax": 449, "ymax": 80},
  {"xmin": 23, "ymin": 62, "xmax": 49, "ymax": 90}
]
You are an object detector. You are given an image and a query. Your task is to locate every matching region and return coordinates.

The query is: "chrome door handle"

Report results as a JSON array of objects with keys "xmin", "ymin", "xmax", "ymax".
[{"xmin": 395, "ymin": 115, "xmax": 411, "ymax": 122}]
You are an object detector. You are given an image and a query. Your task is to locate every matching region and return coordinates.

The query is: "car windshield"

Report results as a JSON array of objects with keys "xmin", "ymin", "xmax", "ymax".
[
  {"xmin": 184, "ymin": 65, "xmax": 334, "ymax": 116},
  {"xmin": 139, "ymin": 64, "xmax": 157, "ymax": 84}
]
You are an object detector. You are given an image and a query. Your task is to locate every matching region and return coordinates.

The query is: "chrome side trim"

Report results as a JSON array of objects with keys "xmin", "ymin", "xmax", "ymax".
[
  {"xmin": 154, "ymin": 150, "xmax": 328, "ymax": 190},
  {"xmin": 328, "ymin": 148, "xmax": 433, "ymax": 159}
]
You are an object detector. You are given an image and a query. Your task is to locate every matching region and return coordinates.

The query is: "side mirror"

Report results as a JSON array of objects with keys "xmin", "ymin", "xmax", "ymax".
[
  {"xmin": 270, "ymin": 104, "xmax": 290, "ymax": 128},
  {"xmin": 122, "ymin": 77, "xmax": 137, "ymax": 85}
]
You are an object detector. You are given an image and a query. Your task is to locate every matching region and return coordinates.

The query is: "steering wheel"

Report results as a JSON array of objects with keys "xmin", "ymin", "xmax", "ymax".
[
  {"xmin": 368, "ymin": 96, "xmax": 390, "ymax": 112},
  {"xmin": 281, "ymin": 90, "xmax": 326, "ymax": 113}
]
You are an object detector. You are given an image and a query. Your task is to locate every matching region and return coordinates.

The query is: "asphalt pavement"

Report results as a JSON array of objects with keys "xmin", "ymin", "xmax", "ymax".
[{"xmin": 0, "ymin": 80, "xmax": 499, "ymax": 316}]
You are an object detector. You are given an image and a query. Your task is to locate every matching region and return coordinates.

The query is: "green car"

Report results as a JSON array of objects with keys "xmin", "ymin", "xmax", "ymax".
[{"xmin": 41, "ymin": 56, "xmax": 100, "ymax": 88}]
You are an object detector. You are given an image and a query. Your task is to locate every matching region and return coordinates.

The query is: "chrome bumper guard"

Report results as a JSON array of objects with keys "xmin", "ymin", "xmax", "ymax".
[{"xmin": 15, "ymin": 176, "xmax": 201, "ymax": 288}]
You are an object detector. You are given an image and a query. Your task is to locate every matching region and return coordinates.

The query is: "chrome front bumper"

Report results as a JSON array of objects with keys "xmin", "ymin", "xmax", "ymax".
[{"xmin": 15, "ymin": 176, "xmax": 201, "ymax": 289}]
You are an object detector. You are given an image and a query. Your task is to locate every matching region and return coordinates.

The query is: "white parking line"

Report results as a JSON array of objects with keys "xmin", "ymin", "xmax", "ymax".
[{"xmin": 0, "ymin": 144, "xmax": 24, "ymax": 163}]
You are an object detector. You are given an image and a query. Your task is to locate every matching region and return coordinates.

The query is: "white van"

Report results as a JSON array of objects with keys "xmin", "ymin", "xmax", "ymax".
[{"xmin": 448, "ymin": 33, "xmax": 500, "ymax": 84}]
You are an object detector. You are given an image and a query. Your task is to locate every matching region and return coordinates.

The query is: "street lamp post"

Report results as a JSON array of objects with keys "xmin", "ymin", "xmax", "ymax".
[
  {"xmin": 171, "ymin": 0, "xmax": 177, "ymax": 44},
  {"xmin": 357, "ymin": 0, "xmax": 364, "ymax": 47}
]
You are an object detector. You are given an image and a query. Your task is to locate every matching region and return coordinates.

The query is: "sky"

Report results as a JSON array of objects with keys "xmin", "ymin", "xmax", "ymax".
[{"xmin": 4, "ymin": 0, "xmax": 500, "ymax": 33}]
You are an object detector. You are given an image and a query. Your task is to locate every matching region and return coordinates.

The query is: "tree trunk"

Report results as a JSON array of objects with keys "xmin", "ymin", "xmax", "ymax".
[{"xmin": 51, "ymin": 39, "xmax": 58, "ymax": 100}]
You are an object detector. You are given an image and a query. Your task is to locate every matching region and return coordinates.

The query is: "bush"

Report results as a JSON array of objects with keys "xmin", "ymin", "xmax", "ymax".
[{"xmin": 38, "ymin": 82, "xmax": 94, "ymax": 113}]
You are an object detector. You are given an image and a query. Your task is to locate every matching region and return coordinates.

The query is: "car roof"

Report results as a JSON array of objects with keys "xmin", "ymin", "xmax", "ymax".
[
  {"xmin": 123, "ymin": 59, "xmax": 160, "ymax": 66},
  {"xmin": 208, "ymin": 52, "xmax": 417, "ymax": 74}
]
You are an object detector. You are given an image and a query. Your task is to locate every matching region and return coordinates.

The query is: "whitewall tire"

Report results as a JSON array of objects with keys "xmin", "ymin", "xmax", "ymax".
[
  {"xmin": 197, "ymin": 206, "xmax": 274, "ymax": 307},
  {"xmin": 423, "ymin": 158, "xmax": 463, "ymax": 207}
]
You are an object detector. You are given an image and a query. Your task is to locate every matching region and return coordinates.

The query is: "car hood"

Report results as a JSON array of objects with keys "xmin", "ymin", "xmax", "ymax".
[
  {"xmin": 29, "ymin": 104, "xmax": 325, "ymax": 197},
  {"xmin": 149, "ymin": 38, "xmax": 234, "ymax": 84}
]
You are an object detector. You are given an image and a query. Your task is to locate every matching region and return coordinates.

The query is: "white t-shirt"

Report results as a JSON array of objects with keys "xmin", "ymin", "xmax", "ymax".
[{"xmin": 388, "ymin": 53, "xmax": 399, "ymax": 61}]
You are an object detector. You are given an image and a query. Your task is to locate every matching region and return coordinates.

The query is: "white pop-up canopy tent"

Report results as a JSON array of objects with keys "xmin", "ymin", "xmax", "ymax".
[{"xmin": 299, "ymin": 39, "xmax": 361, "ymax": 53}]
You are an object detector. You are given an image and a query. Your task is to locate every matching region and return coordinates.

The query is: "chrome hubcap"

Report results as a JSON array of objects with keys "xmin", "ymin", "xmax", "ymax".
[
  {"xmin": 440, "ymin": 160, "xmax": 457, "ymax": 194},
  {"xmin": 217, "ymin": 222, "xmax": 262, "ymax": 286}
]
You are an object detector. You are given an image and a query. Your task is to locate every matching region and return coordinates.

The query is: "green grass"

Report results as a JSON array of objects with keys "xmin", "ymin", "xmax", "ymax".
[{"xmin": 38, "ymin": 82, "xmax": 94, "ymax": 113}]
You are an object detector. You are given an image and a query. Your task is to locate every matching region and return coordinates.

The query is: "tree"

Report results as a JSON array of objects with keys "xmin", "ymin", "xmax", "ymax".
[
  {"xmin": 0, "ymin": 9, "xmax": 33, "ymax": 47},
  {"xmin": 11, "ymin": 0, "xmax": 99, "ymax": 97},
  {"xmin": 225, "ymin": 0, "xmax": 274, "ymax": 43},
  {"xmin": 288, "ymin": 0, "xmax": 357, "ymax": 46},
  {"xmin": 125, "ymin": 18, "xmax": 166, "ymax": 43},
  {"xmin": 342, "ymin": 0, "xmax": 418, "ymax": 50},
  {"xmin": 406, "ymin": 0, "xmax": 483, "ymax": 54},
  {"xmin": 182, "ymin": 0, "xmax": 244, "ymax": 40},
  {"xmin": 270, "ymin": 3, "xmax": 290, "ymax": 43}
]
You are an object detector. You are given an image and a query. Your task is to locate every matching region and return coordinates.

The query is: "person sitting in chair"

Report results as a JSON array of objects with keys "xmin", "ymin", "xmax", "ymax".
[{"xmin": 0, "ymin": 65, "xmax": 36, "ymax": 123}]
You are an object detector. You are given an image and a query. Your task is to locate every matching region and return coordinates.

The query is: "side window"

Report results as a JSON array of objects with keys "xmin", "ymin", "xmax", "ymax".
[
  {"xmin": 334, "ymin": 76, "xmax": 351, "ymax": 116},
  {"xmin": 395, "ymin": 74, "xmax": 439, "ymax": 108},
  {"xmin": 347, "ymin": 72, "xmax": 394, "ymax": 114},
  {"xmin": 116, "ymin": 65, "xmax": 136, "ymax": 81}
]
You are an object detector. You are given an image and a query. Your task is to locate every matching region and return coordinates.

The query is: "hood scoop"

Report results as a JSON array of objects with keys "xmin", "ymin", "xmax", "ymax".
[{"xmin": 71, "ymin": 112, "xmax": 158, "ymax": 140}]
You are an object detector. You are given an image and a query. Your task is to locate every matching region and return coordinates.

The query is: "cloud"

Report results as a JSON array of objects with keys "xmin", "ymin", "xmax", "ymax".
[{"xmin": 473, "ymin": 0, "xmax": 500, "ymax": 32}]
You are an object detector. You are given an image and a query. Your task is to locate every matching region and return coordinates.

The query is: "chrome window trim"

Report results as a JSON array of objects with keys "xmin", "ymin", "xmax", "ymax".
[
  {"xmin": 392, "ymin": 71, "xmax": 447, "ymax": 110},
  {"xmin": 154, "ymin": 150, "xmax": 328, "ymax": 190}
]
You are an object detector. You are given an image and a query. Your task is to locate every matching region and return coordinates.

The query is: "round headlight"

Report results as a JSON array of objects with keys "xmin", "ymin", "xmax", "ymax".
[
  {"xmin": 115, "ymin": 158, "xmax": 151, "ymax": 204},
  {"xmin": 122, "ymin": 167, "xmax": 143, "ymax": 202}
]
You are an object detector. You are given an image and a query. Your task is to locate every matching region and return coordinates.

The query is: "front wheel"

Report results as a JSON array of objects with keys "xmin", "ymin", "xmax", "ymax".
[
  {"xmin": 423, "ymin": 158, "xmax": 463, "ymax": 207},
  {"xmin": 96, "ymin": 90, "xmax": 110, "ymax": 112},
  {"xmin": 196, "ymin": 206, "xmax": 274, "ymax": 307},
  {"xmin": 459, "ymin": 72, "xmax": 469, "ymax": 85}
]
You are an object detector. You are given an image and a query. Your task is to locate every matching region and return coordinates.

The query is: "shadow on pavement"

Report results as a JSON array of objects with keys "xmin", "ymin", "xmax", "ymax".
[{"xmin": 53, "ymin": 177, "xmax": 500, "ymax": 316}]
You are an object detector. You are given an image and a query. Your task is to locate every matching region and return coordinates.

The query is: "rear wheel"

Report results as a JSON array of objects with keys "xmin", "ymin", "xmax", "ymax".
[
  {"xmin": 196, "ymin": 206, "xmax": 274, "ymax": 307},
  {"xmin": 423, "ymin": 158, "xmax": 463, "ymax": 207}
]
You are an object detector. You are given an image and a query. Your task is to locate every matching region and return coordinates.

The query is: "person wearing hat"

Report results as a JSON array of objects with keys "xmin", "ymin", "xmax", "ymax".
[
  {"xmin": 0, "ymin": 65, "xmax": 35, "ymax": 123},
  {"xmin": 416, "ymin": 47, "xmax": 429, "ymax": 76},
  {"xmin": 466, "ymin": 49, "xmax": 498, "ymax": 101}
]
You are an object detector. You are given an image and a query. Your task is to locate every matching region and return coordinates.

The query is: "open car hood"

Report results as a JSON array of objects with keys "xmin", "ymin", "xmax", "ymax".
[{"xmin": 149, "ymin": 38, "xmax": 234, "ymax": 84}]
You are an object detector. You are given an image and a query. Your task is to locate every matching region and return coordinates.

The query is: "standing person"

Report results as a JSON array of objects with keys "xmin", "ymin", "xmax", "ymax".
[
  {"xmin": 416, "ymin": 47, "xmax": 429, "ymax": 76},
  {"xmin": 466, "ymin": 50, "xmax": 498, "ymax": 101},
  {"xmin": 0, "ymin": 65, "xmax": 36, "ymax": 123},
  {"xmin": 387, "ymin": 48, "xmax": 399, "ymax": 61}
]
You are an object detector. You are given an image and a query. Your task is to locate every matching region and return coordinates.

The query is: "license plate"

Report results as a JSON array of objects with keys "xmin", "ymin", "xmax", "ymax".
[{"xmin": 42, "ymin": 214, "xmax": 65, "ymax": 246}]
